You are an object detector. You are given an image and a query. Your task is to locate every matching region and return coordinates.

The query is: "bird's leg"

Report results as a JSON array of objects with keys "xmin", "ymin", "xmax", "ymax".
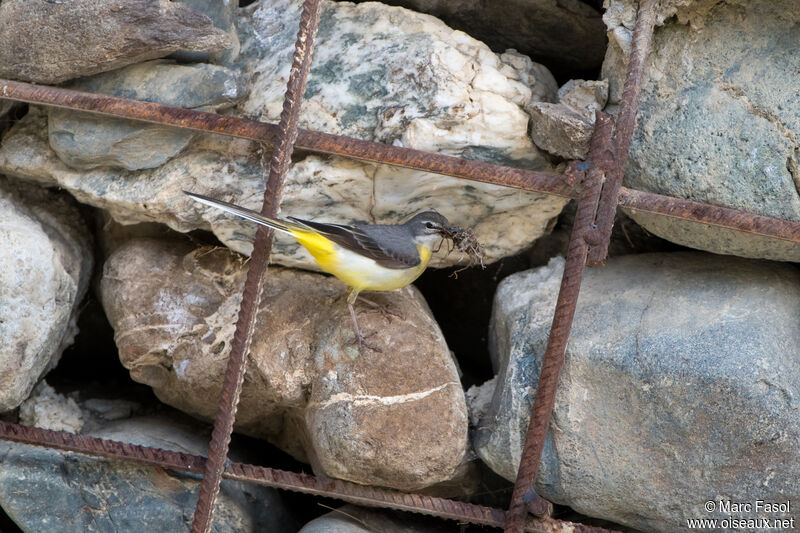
[
  {"xmin": 356, "ymin": 295, "xmax": 406, "ymax": 322},
  {"xmin": 345, "ymin": 287, "xmax": 382, "ymax": 352}
]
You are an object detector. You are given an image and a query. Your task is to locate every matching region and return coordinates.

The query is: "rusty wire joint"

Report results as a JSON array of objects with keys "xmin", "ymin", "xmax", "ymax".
[{"xmin": 0, "ymin": 0, "xmax": 796, "ymax": 531}]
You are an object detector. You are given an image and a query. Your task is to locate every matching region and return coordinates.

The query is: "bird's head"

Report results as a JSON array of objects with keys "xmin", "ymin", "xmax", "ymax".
[{"xmin": 406, "ymin": 211, "xmax": 451, "ymax": 248}]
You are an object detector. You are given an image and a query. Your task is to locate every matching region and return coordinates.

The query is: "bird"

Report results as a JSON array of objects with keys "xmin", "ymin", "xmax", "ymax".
[{"xmin": 184, "ymin": 191, "xmax": 451, "ymax": 351}]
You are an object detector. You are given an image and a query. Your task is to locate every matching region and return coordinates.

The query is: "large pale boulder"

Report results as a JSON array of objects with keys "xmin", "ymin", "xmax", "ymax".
[
  {"xmin": 473, "ymin": 253, "xmax": 800, "ymax": 532},
  {"xmin": 101, "ymin": 238, "xmax": 468, "ymax": 491},
  {"xmin": 0, "ymin": 0, "xmax": 568, "ymax": 269},
  {"xmin": 603, "ymin": 0, "xmax": 800, "ymax": 261},
  {"xmin": 0, "ymin": 177, "xmax": 92, "ymax": 412},
  {"xmin": 0, "ymin": 0, "xmax": 232, "ymax": 84}
]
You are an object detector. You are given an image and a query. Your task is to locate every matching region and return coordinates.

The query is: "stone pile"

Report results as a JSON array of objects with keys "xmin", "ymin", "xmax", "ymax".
[{"xmin": 0, "ymin": 0, "xmax": 797, "ymax": 532}]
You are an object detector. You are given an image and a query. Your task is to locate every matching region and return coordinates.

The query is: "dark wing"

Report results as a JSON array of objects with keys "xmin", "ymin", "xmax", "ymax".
[{"xmin": 288, "ymin": 217, "xmax": 420, "ymax": 269}]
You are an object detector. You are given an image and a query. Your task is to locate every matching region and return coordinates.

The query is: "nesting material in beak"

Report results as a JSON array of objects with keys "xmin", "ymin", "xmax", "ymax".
[{"xmin": 439, "ymin": 225, "xmax": 486, "ymax": 269}]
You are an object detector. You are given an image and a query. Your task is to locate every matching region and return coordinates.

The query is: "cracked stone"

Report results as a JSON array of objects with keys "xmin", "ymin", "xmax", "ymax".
[
  {"xmin": 603, "ymin": 0, "xmax": 800, "ymax": 261},
  {"xmin": 100, "ymin": 238, "xmax": 469, "ymax": 491},
  {"xmin": 474, "ymin": 252, "xmax": 800, "ymax": 533}
]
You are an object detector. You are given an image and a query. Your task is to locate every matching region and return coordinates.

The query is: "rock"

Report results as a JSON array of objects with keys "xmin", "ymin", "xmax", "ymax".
[
  {"xmin": 18, "ymin": 382, "xmax": 83, "ymax": 434},
  {"xmin": 603, "ymin": 0, "xmax": 800, "ymax": 261},
  {"xmin": 0, "ymin": 0, "xmax": 569, "ymax": 269},
  {"xmin": 0, "ymin": 0, "xmax": 233, "ymax": 84},
  {"xmin": 300, "ymin": 505, "xmax": 449, "ymax": 533},
  {"xmin": 0, "ymin": 410, "xmax": 295, "ymax": 533},
  {"xmin": 0, "ymin": 177, "xmax": 92, "ymax": 413},
  {"xmin": 557, "ymin": 79, "xmax": 609, "ymax": 121},
  {"xmin": 171, "ymin": 0, "xmax": 241, "ymax": 64},
  {"xmin": 527, "ymin": 79, "xmax": 608, "ymax": 160},
  {"xmin": 48, "ymin": 60, "xmax": 246, "ymax": 171},
  {"xmin": 100, "ymin": 238, "xmax": 468, "ymax": 491},
  {"xmin": 474, "ymin": 253, "xmax": 800, "ymax": 532},
  {"xmin": 527, "ymin": 103, "xmax": 593, "ymax": 160},
  {"xmin": 360, "ymin": 0, "xmax": 607, "ymax": 76}
]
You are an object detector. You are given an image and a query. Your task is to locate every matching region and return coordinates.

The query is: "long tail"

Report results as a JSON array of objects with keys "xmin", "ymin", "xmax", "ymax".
[{"xmin": 184, "ymin": 191, "xmax": 298, "ymax": 235}]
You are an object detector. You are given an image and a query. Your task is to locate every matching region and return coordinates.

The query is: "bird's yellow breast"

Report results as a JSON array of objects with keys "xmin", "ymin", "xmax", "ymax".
[{"xmin": 290, "ymin": 228, "xmax": 432, "ymax": 292}]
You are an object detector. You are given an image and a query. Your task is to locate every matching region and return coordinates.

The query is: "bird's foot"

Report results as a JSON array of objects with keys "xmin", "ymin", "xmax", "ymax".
[
  {"xmin": 357, "ymin": 296, "xmax": 406, "ymax": 323},
  {"xmin": 346, "ymin": 331, "xmax": 383, "ymax": 353}
]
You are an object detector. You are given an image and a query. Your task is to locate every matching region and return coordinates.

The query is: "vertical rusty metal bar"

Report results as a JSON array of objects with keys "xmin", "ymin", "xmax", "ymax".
[
  {"xmin": 586, "ymin": 0, "xmax": 658, "ymax": 266},
  {"xmin": 190, "ymin": 1, "xmax": 323, "ymax": 531},
  {"xmin": 504, "ymin": 113, "xmax": 615, "ymax": 533}
]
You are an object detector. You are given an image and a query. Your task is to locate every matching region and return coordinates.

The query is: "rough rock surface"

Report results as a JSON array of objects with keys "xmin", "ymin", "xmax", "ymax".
[
  {"xmin": 527, "ymin": 79, "xmax": 608, "ymax": 159},
  {"xmin": 0, "ymin": 0, "xmax": 568, "ymax": 269},
  {"xmin": 365, "ymin": 0, "xmax": 607, "ymax": 75},
  {"xmin": 0, "ymin": 178, "xmax": 92, "ymax": 412},
  {"xmin": 603, "ymin": 0, "xmax": 800, "ymax": 261},
  {"xmin": 527, "ymin": 103, "xmax": 594, "ymax": 160},
  {"xmin": 0, "ymin": 0, "xmax": 232, "ymax": 84},
  {"xmin": 300, "ymin": 505, "xmax": 449, "ymax": 533},
  {"xmin": 48, "ymin": 60, "xmax": 246, "ymax": 171},
  {"xmin": 0, "ymin": 410, "xmax": 294, "ymax": 533},
  {"xmin": 101, "ymin": 238, "xmax": 468, "ymax": 491},
  {"xmin": 474, "ymin": 253, "xmax": 800, "ymax": 532},
  {"xmin": 18, "ymin": 382, "xmax": 83, "ymax": 434},
  {"xmin": 171, "ymin": 0, "xmax": 241, "ymax": 64}
]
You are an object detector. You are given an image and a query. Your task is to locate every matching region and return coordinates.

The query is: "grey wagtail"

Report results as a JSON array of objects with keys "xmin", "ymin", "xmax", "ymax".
[{"xmin": 184, "ymin": 191, "xmax": 450, "ymax": 350}]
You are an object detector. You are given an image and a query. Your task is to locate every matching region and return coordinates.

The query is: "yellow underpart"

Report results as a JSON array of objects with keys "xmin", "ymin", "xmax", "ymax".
[
  {"xmin": 289, "ymin": 228, "xmax": 432, "ymax": 292},
  {"xmin": 289, "ymin": 228, "xmax": 337, "ymax": 264}
]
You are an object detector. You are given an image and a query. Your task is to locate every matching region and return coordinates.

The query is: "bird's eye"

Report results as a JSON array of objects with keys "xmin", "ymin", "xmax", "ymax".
[{"xmin": 425, "ymin": 222, "xmax": 435, "ymax": 229}]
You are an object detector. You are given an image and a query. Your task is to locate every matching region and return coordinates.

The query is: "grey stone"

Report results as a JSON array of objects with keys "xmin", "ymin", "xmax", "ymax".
[
  {"xmin": 474, "ymin": 253, "xmax": 800, "ymax": 532},
  {"xmin": 557, "ymin": 79, "xmax": 609, "ymax": 121},
  {"xmin": 527, "ymin": 79, "xmax": 608, "ymax": 159},
  {"xmin": 101, "ymin": 238, "xmax": 468, "ymax": 491},
  {"xmin": 359, "ymin": 0, "xmax": 607, "ymax": 74},
  {"xmin": 171, "ymin": 0, "xmax": 241, "ymax": 64},
  {"xmin": 300, "ymin": 505, "xmax": 451, "ymax": 533},
  {"xmin": 0, "ymin": 0, "xmax": 233, "ymax": 84},
  {"xmin": 0, "ymin": 177, "xmax": 92, "ymax": 412},
  {"xmin": 0, "ymin": 411, "xmax": 295, "ymax": 533},
  {"xmin": 603, "ymin": 0, "xmax": 800, "ymax": 261},
  {"xmin": 527, "ymin": 102, "xmax": 593, "ymax": 160},
  {"xmin": 48, "ymin": 60, "xmax": 246, "ymax": 171},
  {"xmin": 0, "ymin": 0, "xmax": 568, "ymax": 269}
]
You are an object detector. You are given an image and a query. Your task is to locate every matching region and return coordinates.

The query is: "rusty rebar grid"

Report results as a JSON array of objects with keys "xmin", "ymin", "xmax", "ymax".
[
  {"xmin": 189, "ymin": 1, "xmax": 322, "ymax": 531},
  {"xmin": 504, "ymin": 112, "xmax": 616, "ymax": 533},
  {"xmin": 2, "ymin": 78, "xmax": 799, "ymax": 244},
  {"xmin": 0, "ymin": 0, "xmax": 797, "ymax": 530},
  {"xmin": 0, "ymin": 421, "xmax": 617, "ymax": 533}
]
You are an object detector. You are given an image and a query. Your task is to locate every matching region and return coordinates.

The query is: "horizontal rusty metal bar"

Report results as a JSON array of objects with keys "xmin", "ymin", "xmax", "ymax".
[
  {"xmin": 618, "ymin": 187, "xmax": 800, "ymax": 242},
  {"xmin": 2, "ymin": 78, "xmax": 799, "ymax": 246},
  {"xmin": 0, "ymin": 421, "xmax": 615, "ymax": 533},
  {"xmin": 0, "ymin": 79, "xmax": 573, "ymax": 197}
]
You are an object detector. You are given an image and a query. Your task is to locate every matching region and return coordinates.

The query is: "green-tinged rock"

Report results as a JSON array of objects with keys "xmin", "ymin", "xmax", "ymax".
[
  {"xmin": 48, "ymin": 60, "xmax": 246, "ymax": 171},
  {"xmin": 0, "ymin": 412, "xmax": 295, "ymax": 533},
  {"xmin": 603, "ymin": 0, "xmax": 800, "ymax": 261},
  {"xmin": 474, "ymin": 253, "xmax": 800, "ymax": 532}
]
